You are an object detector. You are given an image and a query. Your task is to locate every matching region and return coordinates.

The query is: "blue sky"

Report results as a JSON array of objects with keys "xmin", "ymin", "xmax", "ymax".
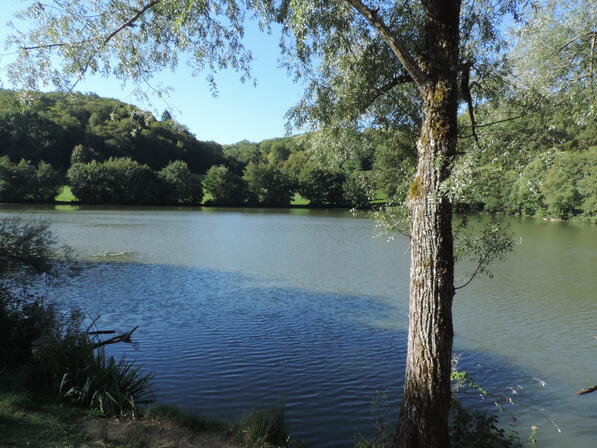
[{"xmin": 0, "ymin": 1, "xmax": 305, "ymax": 144}]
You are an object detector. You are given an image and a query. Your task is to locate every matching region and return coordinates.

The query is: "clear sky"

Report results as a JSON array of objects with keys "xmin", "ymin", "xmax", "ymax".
[{"xmin": 0, "ymin": 1, "xmax": 305, "ymax": 145}]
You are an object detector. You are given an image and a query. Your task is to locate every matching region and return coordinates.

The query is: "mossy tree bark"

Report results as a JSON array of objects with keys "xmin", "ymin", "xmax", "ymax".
[{"xmin": 395, "ymin": 1, "xmax": 460, "ymax": 447}]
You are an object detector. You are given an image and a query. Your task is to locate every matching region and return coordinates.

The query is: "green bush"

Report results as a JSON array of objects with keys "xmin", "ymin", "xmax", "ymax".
[
  {"xmin": 59, "ymin": 349, "xmax": 152, "ymax": 417},
  {"xmin": 578, "ymin": 147, "xmax": 597, "ymax": 221},
  {"xmin": 0, "ymin": 289, "xmax": 63, "ymax": 373},
  {"xmin": 540, "ymin": 151, "xmax": 583, "ymax": 219},
  {"xmin": 298, "ymin": 167, "xmax": 346, "ymax": 207},
  {"xmin": 231, "ymin": 406, "xmax": 303, "ymax": 448},
  {"xmin": 343, "ymin": 171, "xmax": 373, "ymax": 208},
  {"xmin": 449, "ymin": 404, "xmax": 521, "ymax": 448}
]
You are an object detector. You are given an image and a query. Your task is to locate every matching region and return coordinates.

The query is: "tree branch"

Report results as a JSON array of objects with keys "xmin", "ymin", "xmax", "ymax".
[
  {"xmin": 21, "ymin": 40, "xmax": 91, "ymax": 50},
  {"xmin": 91, "ymin": 325, "xmax": 139, "ymax": 349},
  {"xmin": 590, "ymin": 31, "xmax": 595, "ymax": 96},
  {"xmin": 344, "ymin": 0, "xmax": 427, "ymax": 89},
  {"xmin": 20, "ymin": 1, "xmax": 162, "ymax": 51},
  {"xmin": 357, "ymin": 74, "xmax": 413, "ymax": 115},
  {"xmin": 103, "ymin": 0, "xmax": 162, "ymax": 45},
  {"xmin": 454, "ymin": 257, "xmax": 485, "ymax": 290},
  {"xmin": 548, "ymin": 30, "xmax": 597, "ymax": 59}
]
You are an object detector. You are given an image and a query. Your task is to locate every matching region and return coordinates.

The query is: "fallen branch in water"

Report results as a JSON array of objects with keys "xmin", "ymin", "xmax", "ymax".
[
  {"xmin": 86, "ymin": 330, "xmax": 116, "ymax": 335},
  {"xmin": 92, "ymin": 326, "xmax": 139, "ymax": 349},
  {"xmin": 576, "ymin": 385, "xmax": 597, "ymax": 395}
]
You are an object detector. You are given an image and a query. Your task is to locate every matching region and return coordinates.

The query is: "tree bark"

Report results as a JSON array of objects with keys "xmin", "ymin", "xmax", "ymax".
[{"xmin": 395, "ymin": 1, "xmax": 461, "ymax": 447}]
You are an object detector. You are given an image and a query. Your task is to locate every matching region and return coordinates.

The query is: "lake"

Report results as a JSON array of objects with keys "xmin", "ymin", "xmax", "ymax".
[{"xmin": 1, "ymin": 204, "xmax": 595, "ymax": 447}]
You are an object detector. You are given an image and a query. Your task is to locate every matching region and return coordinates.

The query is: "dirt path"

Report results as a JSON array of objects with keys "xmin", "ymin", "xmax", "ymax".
[{"xmin": 84, "ymin": 417, "xmax": 240, "ymax": 448}]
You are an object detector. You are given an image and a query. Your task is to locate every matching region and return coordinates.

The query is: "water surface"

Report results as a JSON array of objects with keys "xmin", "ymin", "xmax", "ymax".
[{"xmin": 1, "ymin": 205, "xmax": 595, "ymax": 447}]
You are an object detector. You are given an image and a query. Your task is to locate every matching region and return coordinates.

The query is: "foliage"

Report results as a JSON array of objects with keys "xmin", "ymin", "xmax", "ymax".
[
  {"xmin": 298, "ymin": 167, "xmax": 346, "ymax": 207},
  {"xmin": 157, "ymin": 160, "xmax": 203, "ymax": 205},
  {"xmin": 453, "ymin": 218, "xmax": 515, "ymax": 289},
  {"xmin": 243, "ymin": 162, "xmax": 293, "ymax": 207},
  {"xmin": 343, "ymin": 171, "xmax": 373, "ymax": 209},
  {"xmin": 448, "ymin": 404, "xmax": 522, "ymax": 448},
  {"xmin": 59, "ymin": 349, "xmax": 153, "ymax": 418},
  {"xmin": 0, "ymin": 89, "xmax": 225, "ymax": 173},
  {"xmin": 355, "ymin": 394, "xmax": 523, "ymax": 448},
  {"xmin": 0, "ymin": 218, "xmax": 75, "ymax": 278},
  {"xmin": 541, "ymin": 151, "xmax": 585, "ymax": 219},
  {"xmin": 203, "ymin": 165, "xmax": 248, "ymax": 206},
  {"xmin": 0, "ymin": 289, "xmax": 66, "ymax": 373},
  {"xmin": 0, "ymin": 217, "xmax": 152, "ymax": 418},
  {"xmin": 0, "ymin": 156, "xmax": 62, "ymax": 203},
  {"xmin": 70, "ymin": 144, "xmax": 100, "ymax": 164},
  {"xmin": 67, "ymin": 157, "xmax": 159, "ymax": 205}
]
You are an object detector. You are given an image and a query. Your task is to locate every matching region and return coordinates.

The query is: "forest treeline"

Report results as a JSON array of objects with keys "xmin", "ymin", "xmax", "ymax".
[{"xmin": 0, "ymin": 88, "xmax": 594, "ymax": 220}]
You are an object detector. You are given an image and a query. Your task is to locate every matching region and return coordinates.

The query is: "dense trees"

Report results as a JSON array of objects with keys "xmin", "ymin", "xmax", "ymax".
[
  {"xmin": 203, "ymin": 165, "xmax": 247, "ymax": 206},
  {"xmin": 0, "ymin": 156, "xmax": 62, "ymax": 203},
  {"xmin": 67, "ymin": 158, "xmax": 202, "ymax": 205},
  {"xmin": 243, "ymin": 162, "xmax": 293, "ymax": 207},
  {"xmin": 158, "ymin": 160, "xmax": 203, "ymax": 206},
  {"xmin": 0, "ymin": 90, "xmax": 225, "ymax": 173}
]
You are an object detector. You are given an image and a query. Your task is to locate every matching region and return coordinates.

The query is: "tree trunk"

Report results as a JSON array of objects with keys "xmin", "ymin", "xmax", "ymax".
[{"xmin": 395, "ymin": 1, "xmax": 461, "ymax": 447}]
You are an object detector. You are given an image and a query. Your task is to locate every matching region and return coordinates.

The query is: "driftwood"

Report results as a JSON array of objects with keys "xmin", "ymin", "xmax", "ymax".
[
  {"xmin": 577, "ymin": 385, "xmax": 597, "ymax": 395},
  {"xmin": 91, "ymin": 326, "xmax": 139, "ymax": 349}
]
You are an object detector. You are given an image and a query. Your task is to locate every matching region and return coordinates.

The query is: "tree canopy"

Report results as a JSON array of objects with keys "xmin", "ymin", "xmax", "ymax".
[{"xmin": 0, "ymin": 89, "xmax": 225, "ymax": 173}]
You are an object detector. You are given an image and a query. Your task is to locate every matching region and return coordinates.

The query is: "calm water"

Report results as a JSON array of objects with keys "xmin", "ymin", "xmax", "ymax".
[{"xmin": 1, "ymin": 205, "xmax": 596, "ymax": 447}]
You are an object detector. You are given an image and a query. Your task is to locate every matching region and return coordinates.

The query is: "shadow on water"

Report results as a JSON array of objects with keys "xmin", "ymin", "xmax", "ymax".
[{"xmin": 42, "ymin": 261, "xmax": 568, "ymax": 448}]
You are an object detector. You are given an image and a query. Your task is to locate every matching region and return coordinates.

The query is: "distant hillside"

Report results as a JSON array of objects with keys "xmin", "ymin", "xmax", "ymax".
[{"xmin": 0, "ymin": 90, "xmax": 224, "ymax": 173}]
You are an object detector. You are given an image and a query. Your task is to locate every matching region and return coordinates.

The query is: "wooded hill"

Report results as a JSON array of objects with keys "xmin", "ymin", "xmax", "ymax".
[
  {"xmin": 0, "ymin": 89, "xmax": 594, "ymax": 221},
  {"xmin": 0, "ymin": 89, "xmax": 224, "ymax": 173}
]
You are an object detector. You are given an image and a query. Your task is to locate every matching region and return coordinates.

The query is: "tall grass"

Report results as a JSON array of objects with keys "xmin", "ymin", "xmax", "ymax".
[{"xmin": 60, "ymin": 348, "xmax": 152, "ymax": 417}]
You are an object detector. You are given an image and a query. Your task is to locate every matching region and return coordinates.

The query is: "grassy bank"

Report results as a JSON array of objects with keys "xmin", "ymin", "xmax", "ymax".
[
  {"xmin": 0, "ymin": 390, "xmax": 300, "ymax": 448},
  {"xmin": 54, "ymin": 186, "xmax": 312, "ymax": 208},
  {"xmin": 0, "ymin": 391, "xmax": 227, "ymax": 448}
]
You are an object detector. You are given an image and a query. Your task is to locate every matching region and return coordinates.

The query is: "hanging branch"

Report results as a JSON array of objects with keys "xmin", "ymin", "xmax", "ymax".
[{"xmin": 459, "ymin": 63, "xmax": 479, "ymax": 144}]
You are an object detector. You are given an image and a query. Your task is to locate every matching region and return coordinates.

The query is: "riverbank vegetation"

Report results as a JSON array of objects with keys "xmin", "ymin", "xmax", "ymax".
[
  {"xmin": 1, "ymin": 54, "xmax": 594, "ymax": 218},
  {"xmin": 0, "ymin": 85, "xmax": 594, "ymax": 218},
  {"xmin": 0, "ymin": 217, "xmax": 301, "ymax": 447}
]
